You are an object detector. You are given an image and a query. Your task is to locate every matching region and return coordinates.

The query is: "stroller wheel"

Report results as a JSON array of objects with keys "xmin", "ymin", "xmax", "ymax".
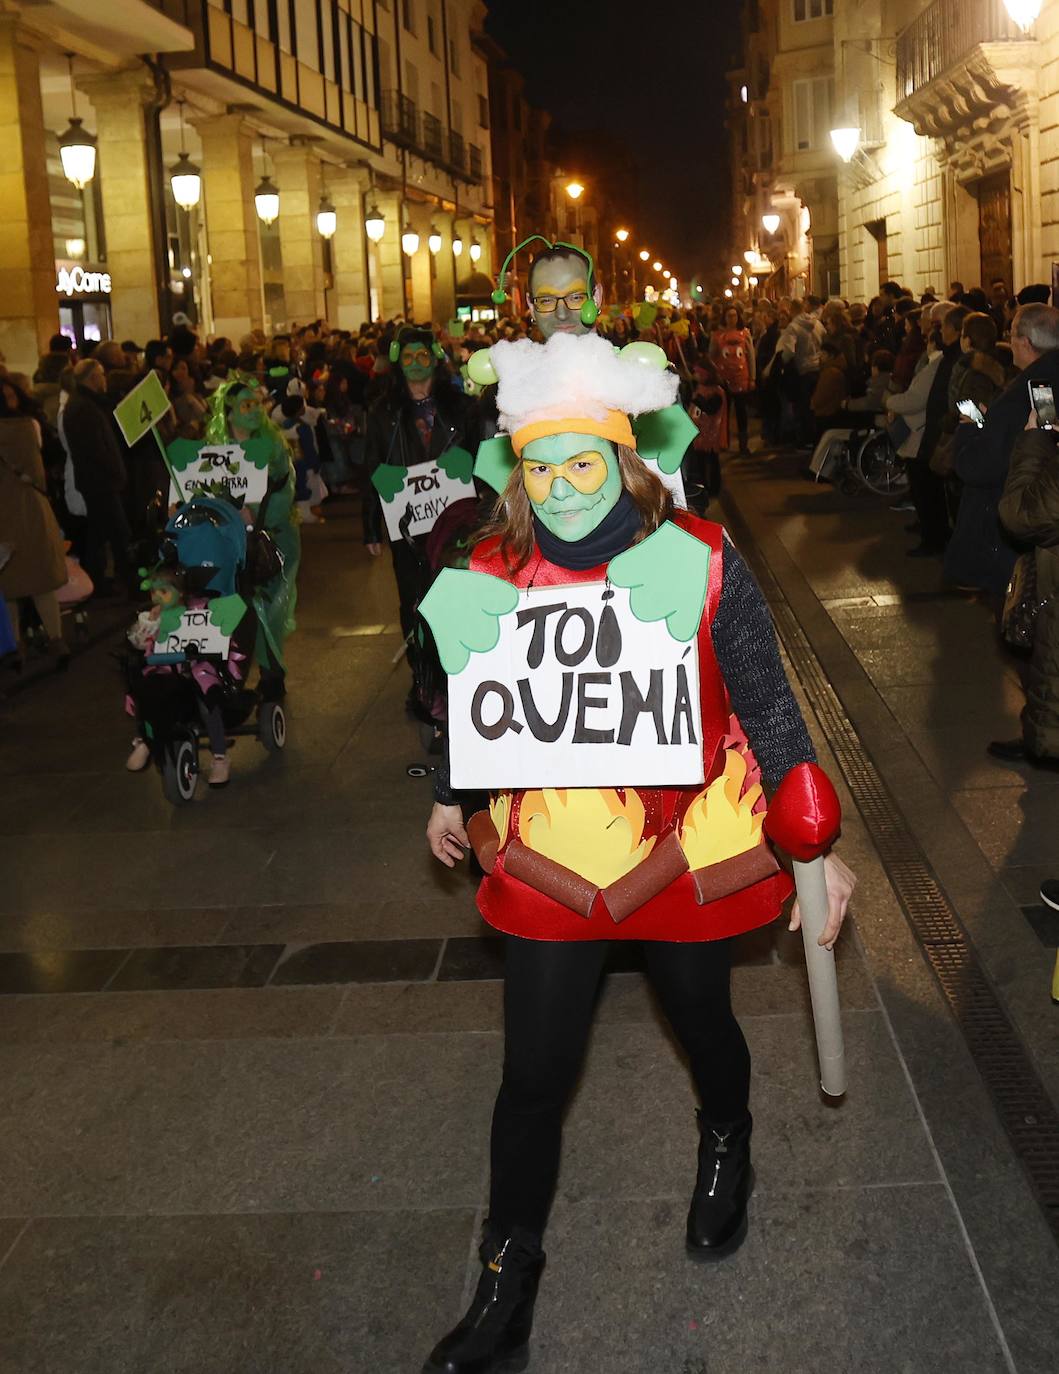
[
  {"xmin": 162, "ymin": 737, "xmax": 198, "ymax": 805},
  {"xmin": 258, "ymin": 701, "xmax": 287, "ymax": 752}
]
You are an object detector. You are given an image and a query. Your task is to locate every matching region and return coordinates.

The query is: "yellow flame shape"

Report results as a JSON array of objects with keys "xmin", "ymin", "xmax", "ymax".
[
  {"xmin": 490, "ymin": 791, "xmax": 512, "ymax": 848},
  {"xmin": 680, "ymin": 749, "xmax": 764, "ymax": 869},
  {"xmin": 518, "ymin": 788, "xmax": 657, "ymax": 889}
]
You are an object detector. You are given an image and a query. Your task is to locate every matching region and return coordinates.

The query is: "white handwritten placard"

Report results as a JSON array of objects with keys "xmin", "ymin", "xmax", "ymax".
[
  {"xmin": 170, "ymin": 444, "xmax": 269, "ymax": 506},
  {"xmin": 158, "ymin": 608, "xmax": 231, "ymax": 659},
  {"xmin": 380, "ymin": 460, "xmax": 474, "ymax": 541},
  {"xmin": 448, "ymin": 582, "xmax": 703, "ymax": 789}
]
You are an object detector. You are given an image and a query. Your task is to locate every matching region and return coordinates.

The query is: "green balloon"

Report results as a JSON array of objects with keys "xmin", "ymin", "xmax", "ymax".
[
  {"xmin": 620, "ymin": 341, "xmax": 668, "ymax": 370},
  {"xmin": 467, "ymin": 348, "xmax": 498, "ymax": 386}
]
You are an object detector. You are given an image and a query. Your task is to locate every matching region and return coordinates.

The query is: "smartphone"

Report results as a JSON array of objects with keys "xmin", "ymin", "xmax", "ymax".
[
  {"xmin": 1029, "ymin": 380, "xmax": 1057, "ymax": 430},
  {"xmin": 956, "ymin": 398, "xmax": 985, "ymax": 428}
]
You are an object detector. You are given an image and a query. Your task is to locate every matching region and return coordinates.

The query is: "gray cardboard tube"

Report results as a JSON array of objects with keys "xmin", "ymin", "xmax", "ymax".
[{"xmin": 792, "ymin": 856, "xmax": 846, "ymax": 1098}]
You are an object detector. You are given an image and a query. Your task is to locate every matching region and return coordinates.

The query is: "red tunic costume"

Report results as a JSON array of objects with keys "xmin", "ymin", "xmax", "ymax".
[{"xmin": 468, "ymin": 512, "xmax": 794, "ymax": 943}]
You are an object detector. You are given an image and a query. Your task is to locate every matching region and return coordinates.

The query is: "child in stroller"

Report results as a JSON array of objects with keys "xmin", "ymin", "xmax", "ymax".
[{"xmin": 123, "ymin": 495, "xmax": 287, "ymax": 803}]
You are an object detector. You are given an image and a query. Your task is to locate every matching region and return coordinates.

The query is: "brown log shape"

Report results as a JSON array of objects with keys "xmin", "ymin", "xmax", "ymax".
[
  {"xmin": 601, "ymin": 832, "xmax": 691, "ymax": 924},
  {"xmin": 503, "ymin": 840, "xmax": 599, "ymax": 918},
  {"xmin": 466, "ymin": 811, "xmax": 501, "ymax": 874},
  {"xmin": 689, "ymin": 844, "xmax": 780, "ymax": 906}
]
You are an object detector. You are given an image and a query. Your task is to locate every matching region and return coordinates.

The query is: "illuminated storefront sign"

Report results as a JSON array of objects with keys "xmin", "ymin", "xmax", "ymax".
[{"xmin": 55, "ymin": 264, "xmax": 112, "ymax": 296}]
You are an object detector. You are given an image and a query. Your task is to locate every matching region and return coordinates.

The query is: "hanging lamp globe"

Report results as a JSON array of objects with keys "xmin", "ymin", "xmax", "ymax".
[
  {"xmin": 469, "ymin": 239, "xmax": 482, "ymax": 263},
  {"xmin": 830, "ymin": 126, "xmax": 860, "ymax": 162},
  {"xmin": 401, "ymin": 224, "xmax": 420, "ymax": 255},
  {"xmin": 59, "ymin": 118, "xmax": 97, "ymax": 190},
  {"xmin": 316, "ymin": 196, "xmax": 337, "ymax": 239},
  {"xmin": 428, "ymin": 226, "xmax": 443, "ymax": 254},
  {"xmin": 170, "ymin": 152, "xmax": 202, "ymax": 211},
  {"xmin": 254, "ymin": 175, "xmax": 280, "ymax": 226},
  {"xmin": 364, "ymin": 203, "xmax": 385, "ymax": 242},
  {"xmin": 452, "ymin": 235, "xmax": 464, "ymax": 258}
]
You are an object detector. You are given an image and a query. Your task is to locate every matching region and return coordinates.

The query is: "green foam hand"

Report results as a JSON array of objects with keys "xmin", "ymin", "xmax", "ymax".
[
  {"xmin": 208, "ymin": 594, "xmax": 248, "ymax": 636},
  {"xmin": 156, "ymin": 605, "xmax": 184, "ymax": 640},
  {"xmin": 370, "ymin": 463, "xmax": 408, "ymax": 502},
  {"xmin": 607, "ymin": 521, "xmax": 711, "ymax": 643},
  {"xmin": 418, "ymin": 568, "xmax": 520, "ymax": 675},
  {"xmin": 437, "ymin": 445, "xmax": 474, "ymax": 485},
  {"xmin": 633, "ymin": 404, "xmax": 700, "ymax": 475},
  {"xmin": 167, "ymin": 437, "xmax": 203, "ymax": 475},
  {"xmin": 473, "ymin": 435, "xmax": 517, "ymax": 494}
]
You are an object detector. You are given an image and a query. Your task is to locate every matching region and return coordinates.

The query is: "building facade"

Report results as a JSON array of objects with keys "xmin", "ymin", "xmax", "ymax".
[
  {"xmin": 0, "ymin": 0, "xmax": 496, "ymax": 375},
  {"xmin": 729, "ymin": 0, "xmax": 1058, "ymax": 302}
]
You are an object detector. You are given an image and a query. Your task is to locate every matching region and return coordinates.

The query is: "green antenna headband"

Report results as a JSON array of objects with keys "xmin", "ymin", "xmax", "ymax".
[{"xmin": 491, "ymin": 235, "xmax": 599, "ymax": 326}]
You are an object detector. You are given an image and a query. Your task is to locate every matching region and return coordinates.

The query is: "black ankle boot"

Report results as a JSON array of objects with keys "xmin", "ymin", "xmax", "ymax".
[
  {"xmin": 423, "ymin": 1226, "xmax": 545, "ymax": 1374},
  {"xmin": 686, "ymin": 1110, "xmax": 753, "ymax": 1261}
]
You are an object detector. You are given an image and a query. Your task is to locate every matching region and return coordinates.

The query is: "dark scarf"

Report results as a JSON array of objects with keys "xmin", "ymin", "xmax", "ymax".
[{"xmin": 532, "ymin": 488, "xmax": 643, "ymax": 570}]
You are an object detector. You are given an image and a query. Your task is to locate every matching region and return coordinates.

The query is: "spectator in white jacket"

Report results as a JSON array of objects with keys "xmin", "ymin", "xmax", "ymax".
[{"xmin": 886, "ymin": 333, "xmax": 943, "ymax": 458}]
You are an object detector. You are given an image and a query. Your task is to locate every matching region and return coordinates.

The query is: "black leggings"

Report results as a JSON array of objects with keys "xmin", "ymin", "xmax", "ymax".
[{"xmin": 489, "ymin": 936, "xmax": 751, "ymax": 1238}]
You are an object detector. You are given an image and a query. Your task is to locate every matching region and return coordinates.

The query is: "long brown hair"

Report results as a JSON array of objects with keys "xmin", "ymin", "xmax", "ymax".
[{"xmin": 475, "ymin": 442, "xmax": 674, "ymax": 573}]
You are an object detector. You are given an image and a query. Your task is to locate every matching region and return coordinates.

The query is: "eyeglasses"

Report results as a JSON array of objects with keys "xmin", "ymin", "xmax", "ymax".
[
  {"xmin": 531, "ymin": 291, "xmax": 589, "ymax": 314},
  {"xmin": 401, "ymin": 348, "xmax": 433, "ymax": 367},
  {"xmin": 522, "ymin": 452, "xmax": 609, "ymax": 503}
]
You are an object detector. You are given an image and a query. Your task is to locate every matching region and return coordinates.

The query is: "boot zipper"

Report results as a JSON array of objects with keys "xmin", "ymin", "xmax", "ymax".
[{"xmin": 707, "ymin": 1131, "xmax": 729, "ymax": 1198}]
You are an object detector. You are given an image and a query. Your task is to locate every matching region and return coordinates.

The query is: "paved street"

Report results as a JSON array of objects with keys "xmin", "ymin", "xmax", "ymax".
[{"xmin": 1, "ymin": 473, "xmax": 1058, "ymax": 1374}]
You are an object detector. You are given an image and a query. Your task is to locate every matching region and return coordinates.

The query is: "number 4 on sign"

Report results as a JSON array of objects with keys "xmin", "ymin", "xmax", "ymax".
[{"xmin": 112, "ymin": 370, "xmax": 177, "ymax": 493}]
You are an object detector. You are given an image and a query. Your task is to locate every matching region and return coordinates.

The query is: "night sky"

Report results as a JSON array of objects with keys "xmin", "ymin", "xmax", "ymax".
[{"xmin": 484, "ymin": 0, "xmax": 744, "ymax": 285}]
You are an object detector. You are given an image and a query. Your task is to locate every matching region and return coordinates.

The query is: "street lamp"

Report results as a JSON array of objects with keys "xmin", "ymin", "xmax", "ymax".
[
  {"xmin": 731, "ymin": 276, "xmax": 740, "ymax": 286},
  {"xmin": 428, "ymin": 226, "xmax": 442, "ymax": 254},
  {"xmin": 316, "ymin": 195, "xmax": 337, "ymax": 239},
  {"xmin": 830, "ymin": 126, "xmax": 861, "ymax": 162},
  {"xmin": 365, "ymin": 203, "xmax": 386, "ymax": 242},
  {"xmin": 762, "ymin": 213, "xmax": 781, "ymax": 235},
  {"xmin": 452, "ymin": 234, "xmax": 464, "ymax": 258},
  {"xmin": 565, "ymin": 180, "xmax": 585, "ymax": 200},
  {"xmin": 639, "ymin": 249, "xmax": 650, "ymax": 262},
  {"xmin": 724, "ymin": 288, "xmax": 734, "ymax": 298},
  {"xmin": 732, "ymin": 265, "xmax": 743, "ymax": 276},
  {"xmin": 743, "ymin": 250, "xmax": 755, "ymax": 264},
  {"xmin": 255, "ymin": 175, "xmax": 280, "ymax": 226},
  {"xmin": 401, "ymin": 224, "xmax": 420, "ymax": 255},
  {"xmin": 169, "ymin": 101, "xmax": 202, "ymax": 211},
  {"xmin": 58, "ymin": 53, "xmax": 96, "ymax": 191},
  {"xmin": 652, "ymin": 260, "xmax": 662, "ymax": 271},
  {"xmin": 616, "ymin": 228, "xmax": 630, "ymax": 243},
  {"xmin": 469, "ymin": 239, "xmax": 482, "ymax": 262},
  {"xmin": 1003, "ymin": 0, "xmax": 1040, "ymax": 30}
]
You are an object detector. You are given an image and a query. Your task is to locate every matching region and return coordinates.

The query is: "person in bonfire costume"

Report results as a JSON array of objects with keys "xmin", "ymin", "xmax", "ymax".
[
  {"xmin": 418, "ymin": 330, "xmax": 856, "ymax": 1374},
  {"xmin": 203, "ymin": 375, "xmax": 299, "ymax": 699}
]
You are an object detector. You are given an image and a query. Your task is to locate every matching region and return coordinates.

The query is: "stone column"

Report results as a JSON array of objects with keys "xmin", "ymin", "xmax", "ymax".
[
  {"xmin": 194, "ymin": 113, "xmax": 264, "ymax": 341},
  {"xmin": 432, "ymin": 212, "xmax": 458, "ymax": 326},
  {"xmin": 272, "ymin": 142, "xmax": 327, "ymax": 326},
  {"xmin": 329, "ymin": 171, "xmax": 370, "ymax": 330},
  {"xmin": 375, "ymin": 191, "xmax": 406, "ymax": 319},
  {"xmin": 0, "ymin": 18, "xmax": 59, "ymax": 372},
  {"xmin": 77, "ymin": 68, "xmax": 161, "ymax": 345},
  {"xmin": 408, "ymin": 202, "xmax": 434, "ymax": 324}
]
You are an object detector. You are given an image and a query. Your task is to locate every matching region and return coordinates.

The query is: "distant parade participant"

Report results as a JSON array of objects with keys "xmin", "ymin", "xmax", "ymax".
[{"xmin": 419, "ymin": 330, "xmax": 854, "ymax": 1374}]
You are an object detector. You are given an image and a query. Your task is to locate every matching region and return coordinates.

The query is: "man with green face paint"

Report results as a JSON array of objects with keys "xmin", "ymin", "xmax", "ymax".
[{"xmin": 362, "ymin": 325, "xmax": 481, "ymax": 677}]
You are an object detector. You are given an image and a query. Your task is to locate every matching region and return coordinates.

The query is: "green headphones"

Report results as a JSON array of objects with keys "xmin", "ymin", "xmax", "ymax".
[
  {"xmin": 491, "ymin": 235, "xmax": 600, "ymax": 327},
  {"xmin": 389, "ymin": 328, "xmax": 447, "ymax": 365}
]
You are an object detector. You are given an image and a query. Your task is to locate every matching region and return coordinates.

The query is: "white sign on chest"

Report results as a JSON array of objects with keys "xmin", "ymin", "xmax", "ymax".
[
  {"xmin": 381, "ymin": 460, "xmax": 472, "ymax": 541},
  {"xmin": 448, "ymin": 582, "xmax": 704, "ymax": 789},
  {"xmin": 170, "ymin": 445, "xmax": 269, "ymax": 506},
  {"xmin": 158, "ymin": 608, "xmax": 231, "ymax": 659}
]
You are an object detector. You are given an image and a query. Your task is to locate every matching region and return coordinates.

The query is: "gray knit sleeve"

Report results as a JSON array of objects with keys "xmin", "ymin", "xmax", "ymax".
[{"xmin": 711, "ymin": 538, "xmax": 816, "ymax": 786}]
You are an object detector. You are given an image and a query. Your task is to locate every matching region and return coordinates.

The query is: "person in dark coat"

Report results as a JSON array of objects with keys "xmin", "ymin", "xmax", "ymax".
[
  {"xmin": 363, "ymin": 327, "xmax": 481, "ymax": 643},
  {"xmin": 63, "ymin": 358, "xmax": 132, "ymax": 592},
  {"xmin": 992, "ymin": 419, "xmax": 1059, "ymax": 768},
  {"xmin": 945, "ymin": 304, "xmax": 1059, "ymax": 599}
]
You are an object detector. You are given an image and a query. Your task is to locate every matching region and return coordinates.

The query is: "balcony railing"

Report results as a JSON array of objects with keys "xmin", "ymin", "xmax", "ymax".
[
  {"xmin": 448, "ymin": 129, "xmax": 466, "ymax": 174},
  {"xmin": 422, "ymin": 112, "xmax": 444, "ymax": 160},
  {"xmin": 469, "ymin": 142, "xmax": 483, "ymax": 181},
  {"xmin": 896, "ymin": 0, "xmax": 1023, "ymax": 100},
  {"xmin": 381, "ymin": 90, "xmax": 418, "ymax": 146}
]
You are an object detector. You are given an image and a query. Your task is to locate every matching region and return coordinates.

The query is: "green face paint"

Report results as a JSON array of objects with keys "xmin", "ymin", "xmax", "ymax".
[
  {"xmin": 229, "ymin": 388, "xmax": 264, "ymax": 434},
  {"xmin": 522, "ymin": 433, "xmax": 621, "ymax": 542},
  {"xmin": 401, "ymin": 343, "xmax": 435, "ymax": 383}
]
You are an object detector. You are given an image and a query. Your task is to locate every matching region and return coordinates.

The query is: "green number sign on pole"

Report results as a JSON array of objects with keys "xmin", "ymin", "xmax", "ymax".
[{"xmin": 113, "ymin": 370, "xmax": 176, "ymax": 489}]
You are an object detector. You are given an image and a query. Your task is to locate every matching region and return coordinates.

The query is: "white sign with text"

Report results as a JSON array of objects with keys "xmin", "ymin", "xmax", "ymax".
[
  {"xmin": 170, "ymin": 444, "xmax": 269, "ymax": 506},
  {"xmin": 158, "ymin": 608, "xmax": 231, "ymax": 659},
  {"xmin": 449, "ymin": 582, "xmax": 704, "ymax": 789},
  {"xmin": 380, "ymin": 460, "xmax": 473, "ymax": 541}
]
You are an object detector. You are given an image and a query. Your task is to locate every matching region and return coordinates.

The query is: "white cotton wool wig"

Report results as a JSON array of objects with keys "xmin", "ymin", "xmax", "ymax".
[{"xmin": 493, "ymin": 332, "xmax": 678, "ymax": 440}]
